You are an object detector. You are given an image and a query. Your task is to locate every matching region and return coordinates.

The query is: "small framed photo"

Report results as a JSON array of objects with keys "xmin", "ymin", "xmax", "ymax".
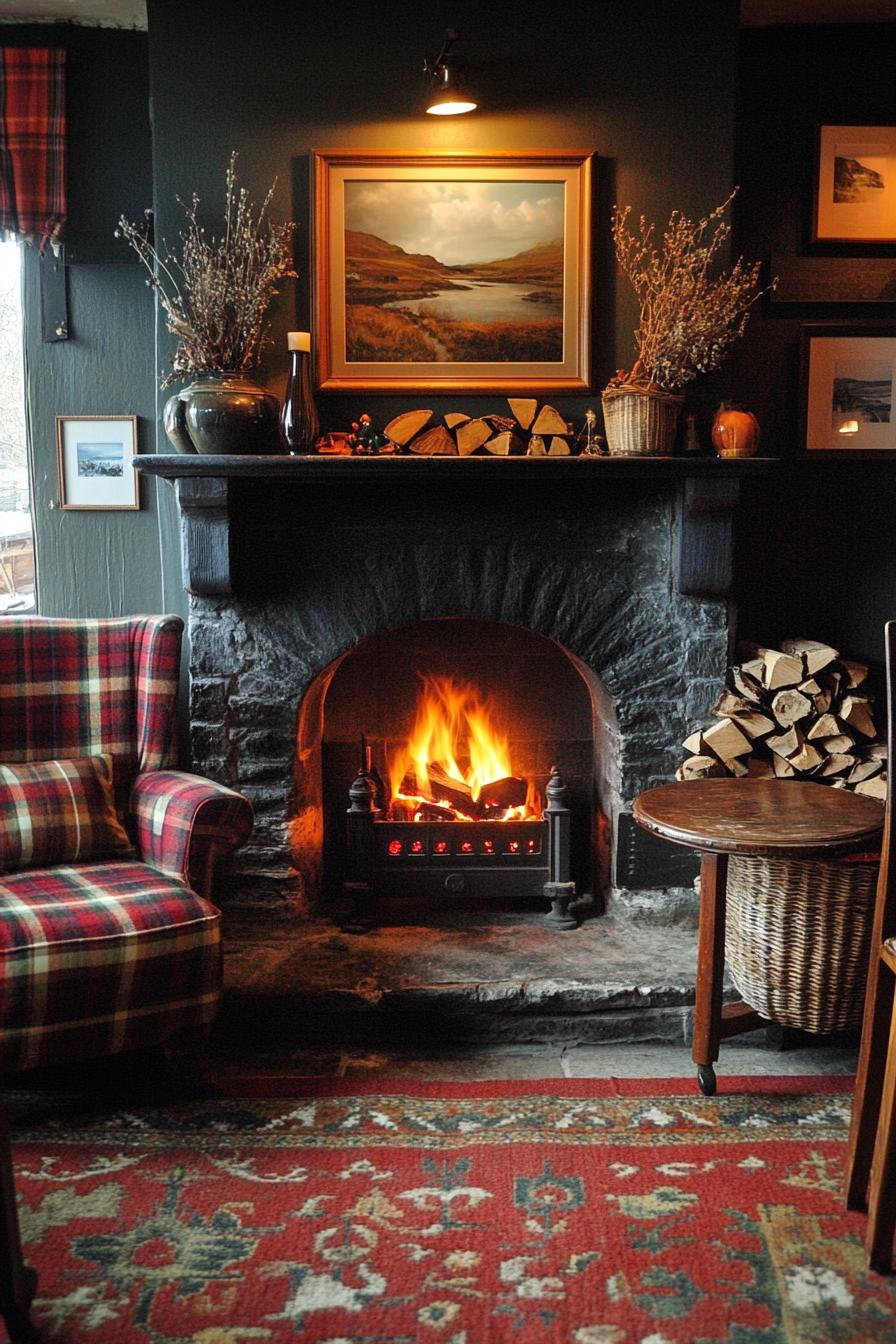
[
  {"xmin": 801, "ymin": 324, "xmax": 896, "ymax": 455},
  {"xmin": 55, "ymin": 416, "xmax": 140, "ymax": 510},
  {"xmin": 814, "ymin": 125, "xmax": 896, "ymax": 244}
]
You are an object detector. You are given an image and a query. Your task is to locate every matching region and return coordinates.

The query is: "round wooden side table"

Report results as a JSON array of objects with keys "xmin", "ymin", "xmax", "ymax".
[{"xmin": 633, "ymin": 778, "xmax": 883, "ymax": 1095}]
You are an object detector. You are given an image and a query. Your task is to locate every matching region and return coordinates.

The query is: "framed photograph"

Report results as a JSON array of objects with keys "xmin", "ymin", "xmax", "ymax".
[
  {"xmin": 814, "ymin": 125, "xmax": 896, "ymax": 245},
  {"xmin": 312, "ymin": 150, "xmax": 592, "ymax": 393},
  {"xmin": 800, "ymin": 325, "xmax": 896, "ymax": 455},
  {"xmin": 55, "ymin": 416, "xmax": 140, "ymax": 510}
]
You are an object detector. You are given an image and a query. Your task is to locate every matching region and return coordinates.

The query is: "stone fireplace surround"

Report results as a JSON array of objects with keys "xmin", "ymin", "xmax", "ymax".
[{"xmin": 140, "ymin": 455, "xmax": 772, "ymax": 932}]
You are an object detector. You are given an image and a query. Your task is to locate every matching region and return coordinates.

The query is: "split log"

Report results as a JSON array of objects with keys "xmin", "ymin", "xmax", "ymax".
[
  {"xmin": 485, "ymin": 414, "xmax": 516, "ymax": 434},
  {"xmin": 762, "ymin": 650, "xmax": 803, "ymax": 690},
  {"xmin": 767, "ymin": 726, "xmax": 800, "ymax": 758},
  {"xmin": 676, "ymin": 755, "xmax": 726, "ymax": 780},
  {"xmin": 781, "ymin": 638, "xmax": 839, "ymax": 676},
  {"xmin": 456, "ymin": 418, "xmax": 493, "ymax": 456},
  {"xmin": 772, "ymin": 754, "xmax": 796, "ymax": 778},
  {"xmin": 806, "ymin": 713, "xmax": 842, "ymax": 741},
  {"xmin": 479, "ymin": 776, "xmax": 527, "ymax": 810},
  {"xmin": 771, "ymin": 688, "xmax": 813, "ymax": 727},
  {"xmin": 823, "ymin": 733, "xmax": 857, "ymax": 755},
  {"xmin": 841, "ymin": 695, "xmax": 876, "ymax": 738},
  {"xmin": 843, "ymin": 659, "xmax": 869, "ymax": 689},
  {"xmin": 384, "ymin": 409, "xmax": 433, "ymax": 445},
  {"xmin": 403, "ymin": 764, "xmax": 485, "ymax": 818},
  {"xmin": 817, "ymin": 754, "xmax": 856, "ymax": 777},
  {"xmin": 531, "ymin": 404, "xmax": 569, "ymax": 436},
  {"xmin": 731, "ymin": 666, "xmax": 763, "ymax": 704},
  {"xmin": 855, "ymin": 776, "xmax": 887, "ymax": 799},
  {"xmin": 790, "ymin": 742, "xmax": 823, "ymax": 773},
  {"xmin": 848, "ymin": 759, "xmax": 883, "ymax": 786},
  {"xmin": 682, "ymin": 729, "xmax": 704, "ymax": 754},
  {"xmin": 548, "ymin": 436, "xmax": 571, "ymax": 456},
  {"xmin": 869, "ymin": 743, "xmax": 889, "ymax": 761},
  {"xmin": 702, "ymin": 718, "xmax": 752, "ymax": 764},
  {"xmin": 408, "ymin": 424, "xmax": 457, "ymax": 456},
  {"xmin": 417, "ymin": 802, "xmax": 458, "ymax": 821},
  {"xmin": 484, "ymin": 431, "xmax": 526, "ymax": 456},
  {"xmin": 507, "ymin": 397, "xmax": 538, "ymax": 430},
  {"xmin": 527, "ymin": 435, "xmax": 547, "ymax": 457},
  {"xmin": 444, "ymin": 412, "xmax": 470, "ymax": 429}
]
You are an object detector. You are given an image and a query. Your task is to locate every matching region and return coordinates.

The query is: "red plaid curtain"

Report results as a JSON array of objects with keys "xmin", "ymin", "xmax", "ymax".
[{"xmin": 0, "ymin": 48, "xmax": 66, "ymax": 247}]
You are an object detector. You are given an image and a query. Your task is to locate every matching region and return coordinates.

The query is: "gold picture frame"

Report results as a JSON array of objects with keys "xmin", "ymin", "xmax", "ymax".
[
  {"xmin": 55, "ymin": 415, "xmax": 140, "ymax": 510},
  {"xmin": 312, "ymin": 149, "xmax": 593, "ymax": 393}
]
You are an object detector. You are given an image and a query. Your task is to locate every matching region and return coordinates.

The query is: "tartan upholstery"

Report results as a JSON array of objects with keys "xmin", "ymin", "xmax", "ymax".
[
  {"xmin": 131, "ymin": 771, "xmax": 254, "ymax": 891},
  {"xmin": 0, "ymin": 862, "xmax": 220, "ymax": 1072},
  {"xmin": 0, "ymin": 616, "xmax": 253, "ymax": 1073},
  {"xmin": 0, "ymin": 753, "xmax": 134, "ymax": 872},
  {"xmin": 0, "ymin": 47, "xmax": 66, "ymax": 246}
]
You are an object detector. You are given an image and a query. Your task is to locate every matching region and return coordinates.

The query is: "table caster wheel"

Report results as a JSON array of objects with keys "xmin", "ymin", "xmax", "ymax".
[{"xmin": 697, "ymin": 1064, "xmax": 716, "ymax": 1096}]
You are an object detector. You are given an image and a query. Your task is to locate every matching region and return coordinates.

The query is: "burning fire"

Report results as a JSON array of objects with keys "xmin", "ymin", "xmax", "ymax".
[{"xmin": 387, "ymin": 674, "xmax": 542, "ymax": 822}]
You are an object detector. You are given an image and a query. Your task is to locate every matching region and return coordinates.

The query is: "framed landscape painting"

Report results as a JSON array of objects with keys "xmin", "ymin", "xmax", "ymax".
[
  {"xmin": 312, "ymin": 150, "xmax": 592, "ymax": 392},
  {"xmin": 800, "ymin": 325, "xmax": 896, "ymax": 455},
  {"xmin": 56, "ymin": 415, "xmax": 140, "ymax": 509},
  {"xmin": 814, "ymin": 125, "xmax": 896, "ymax": 244}
]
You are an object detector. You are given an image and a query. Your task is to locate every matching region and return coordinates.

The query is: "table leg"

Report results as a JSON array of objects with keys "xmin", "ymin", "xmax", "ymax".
[
  {"xmin": 692, "ymin": 851, "xmax": 728, "ymax": 1096},
  {"xmin": 0, "ymin": 1101, "xmax": 36, "ymax": 1343}
]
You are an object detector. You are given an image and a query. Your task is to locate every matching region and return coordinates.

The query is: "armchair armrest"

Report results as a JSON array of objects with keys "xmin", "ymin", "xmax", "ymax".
[{"xmin": 130, "ymin": 770, "xmax": 253, "ymax": 900}]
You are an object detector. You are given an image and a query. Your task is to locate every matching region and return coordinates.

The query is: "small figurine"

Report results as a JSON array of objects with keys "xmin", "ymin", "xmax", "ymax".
[
  {"xmin": 575, "ymin": 408, "xmax": 605, "ymax": 456},
  {"xmin": 347, "ymin": 413, "xmax": 387, "ymax": 455},
  {"xmin": 683, "ymin": 412, "xmax": 703, "ymax": 456}
]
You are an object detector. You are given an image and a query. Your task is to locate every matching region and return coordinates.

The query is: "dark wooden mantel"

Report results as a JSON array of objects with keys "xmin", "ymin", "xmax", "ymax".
[{"xmin": 137, "ymin": 454, "xmax": 778, "ymax": 600}]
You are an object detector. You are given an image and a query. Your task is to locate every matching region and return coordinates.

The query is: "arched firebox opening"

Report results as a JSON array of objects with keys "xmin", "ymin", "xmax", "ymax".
[{"xmin": 292, "ymin": 617, "xmax": 618, "ymax": 923}]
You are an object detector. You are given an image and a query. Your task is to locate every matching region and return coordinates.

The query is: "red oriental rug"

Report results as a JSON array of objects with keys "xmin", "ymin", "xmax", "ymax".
[{"xmin": 6, "ymin": 1075, "xmax": 896, "ymax": 1344}]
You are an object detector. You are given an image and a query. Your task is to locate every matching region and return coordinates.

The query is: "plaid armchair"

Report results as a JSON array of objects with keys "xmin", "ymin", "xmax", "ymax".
[{"xmin": 0, "ymin": 615, "xmax": 252, "ymax": 1073}]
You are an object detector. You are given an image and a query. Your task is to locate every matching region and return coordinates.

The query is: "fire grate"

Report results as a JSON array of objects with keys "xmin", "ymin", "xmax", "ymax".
[{"xmin": 343, "ymin": 766, "xmax": 577, "ymax": 932}]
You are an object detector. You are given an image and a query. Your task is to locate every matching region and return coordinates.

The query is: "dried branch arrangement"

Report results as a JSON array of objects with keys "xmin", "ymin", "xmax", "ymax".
[
  {"xmin": 117, "ymin": 153, "xmax": 296, "ymax": 386},
  {"xmin": 610, "ymin": 191, "xmax": 767, "ymax": 395},
  {"xmin": 679, "ymin": 638, "xmax": 887, "ymax": 797}
]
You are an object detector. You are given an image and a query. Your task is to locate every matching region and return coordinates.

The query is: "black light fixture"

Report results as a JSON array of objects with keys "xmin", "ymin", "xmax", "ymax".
[{"xmin": 424, "ymin": 28, "xmax": 477, "ymax": 116}]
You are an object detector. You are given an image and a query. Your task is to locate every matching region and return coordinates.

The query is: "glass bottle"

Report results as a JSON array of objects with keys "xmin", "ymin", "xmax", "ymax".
[{"xmin": 280, "ymin": 331, "xmax": 319, "ymax": 454}]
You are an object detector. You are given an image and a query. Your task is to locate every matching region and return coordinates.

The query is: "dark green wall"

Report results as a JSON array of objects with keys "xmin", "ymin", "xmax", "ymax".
[
  {"xmin": 146, "ymin": 0, "xmax": 740, "ymax": 436},
  {"xmin": 1, "ymin": 23, "xmax": 165, "ymax": 617},
  {"xmin": 731, "ymin": 22, "xmax": 896, "ymax": 664}
]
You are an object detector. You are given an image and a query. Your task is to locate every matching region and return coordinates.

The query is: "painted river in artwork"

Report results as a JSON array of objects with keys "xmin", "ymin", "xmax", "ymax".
[{"xmin": 385, "ymin": 280, "xmax": 562, "ymax": 323}]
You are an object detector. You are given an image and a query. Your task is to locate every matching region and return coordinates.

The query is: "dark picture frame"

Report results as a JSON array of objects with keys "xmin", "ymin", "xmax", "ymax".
[
  {"xmin": 800, "ymin": 323, "xmax": 896, "ymax": 457},
  {"xmin": 312, "ymin": 149, "xmax": 593, "ymax": 394}
]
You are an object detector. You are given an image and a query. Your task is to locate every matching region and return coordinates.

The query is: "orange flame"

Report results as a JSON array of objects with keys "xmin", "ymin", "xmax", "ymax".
[{"xmin": 388, "ymin": 674, "xmax": 541, "ymax": 820}]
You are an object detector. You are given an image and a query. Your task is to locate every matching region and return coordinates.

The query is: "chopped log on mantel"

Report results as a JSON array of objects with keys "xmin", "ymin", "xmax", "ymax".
[
  {"xmin": 380, "ymin": 398, "xmax": 575, "ymax": 457},
  {"xmin": 677, "ymin": 638, "xmax": 888, "ymax": 800}
]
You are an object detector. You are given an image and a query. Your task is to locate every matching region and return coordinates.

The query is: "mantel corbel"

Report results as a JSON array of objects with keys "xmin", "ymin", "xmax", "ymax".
[{"xmin": 174, "ymin": 476, "xmax": 232, "ymax": 596}]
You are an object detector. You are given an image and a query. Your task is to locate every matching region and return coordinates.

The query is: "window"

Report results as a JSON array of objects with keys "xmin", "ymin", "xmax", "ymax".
[{"xmin": 0, "ymin": 239, "xmax": 35, "ymax": 612}]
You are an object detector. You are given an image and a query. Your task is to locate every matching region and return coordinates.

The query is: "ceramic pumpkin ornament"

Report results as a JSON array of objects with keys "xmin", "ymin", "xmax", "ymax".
[{"xmin": 711, "ymin": 403, "xmax": 760, "ymax": 458}]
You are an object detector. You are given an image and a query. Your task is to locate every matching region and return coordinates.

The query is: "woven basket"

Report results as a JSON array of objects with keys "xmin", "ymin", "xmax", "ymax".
[
  {"xmin": 601, "ymin": 385, "xmax": 685, "ymax": 457},
  {"xmin": 725, "ymin": 854, "xmax": 879, "ymax": 1034}
]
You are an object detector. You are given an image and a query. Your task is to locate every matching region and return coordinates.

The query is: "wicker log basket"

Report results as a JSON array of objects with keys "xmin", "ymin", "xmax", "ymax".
[
  {"xmin": 601, "ymin": 385, "xmax": 684, "ymax": 457},
  {"xmin": 725, "ymin": 853, "xmax": 878, "ymax": 1034}
]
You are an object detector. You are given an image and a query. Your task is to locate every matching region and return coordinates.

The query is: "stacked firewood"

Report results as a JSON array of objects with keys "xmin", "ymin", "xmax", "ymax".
[
  {"xmin": 384, "ymin": 399, "xmax": 577, "ymax": 457},
  {"xmin": 677, "ymin": 638, "xmax": 887, "ymax": 798}
]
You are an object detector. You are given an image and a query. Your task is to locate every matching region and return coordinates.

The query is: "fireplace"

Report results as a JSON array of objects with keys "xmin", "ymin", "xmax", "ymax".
[
  {"xmin": 139, "ymin": 455, "xmax": 771, "ymax": 930},
  {"xmin": 322, "ymin": 619, "xmax": 590, "ymax": 928}
]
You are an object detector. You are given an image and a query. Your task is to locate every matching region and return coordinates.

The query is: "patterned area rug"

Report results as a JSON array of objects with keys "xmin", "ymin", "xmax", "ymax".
[{"xmin": 7, "ymin": 1075, "xmax": 896, "ymax": 1344}]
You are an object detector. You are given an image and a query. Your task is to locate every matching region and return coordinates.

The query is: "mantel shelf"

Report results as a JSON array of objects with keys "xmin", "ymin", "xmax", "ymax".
[
  {"xmin": 137, "ymin": 453, "xmax": 779, "ymax": 601},
  {"xmin": 137, "ymin": 453, "xmax": 779, "ymax": 482}
]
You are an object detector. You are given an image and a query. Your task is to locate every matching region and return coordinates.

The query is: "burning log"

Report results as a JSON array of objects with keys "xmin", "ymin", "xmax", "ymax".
[
  {"xmin": 399, "ymin": 765, "xmax": 485, "ymax": 819},
  {"xmin": 479, "ymin": 775, "xmax": 527, "ymax": 810}
]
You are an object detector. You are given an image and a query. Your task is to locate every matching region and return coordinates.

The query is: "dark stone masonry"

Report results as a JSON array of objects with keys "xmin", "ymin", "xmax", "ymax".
[{"xmin": 184, "ymin": 473, "xmax": 730, "ymax": 922}]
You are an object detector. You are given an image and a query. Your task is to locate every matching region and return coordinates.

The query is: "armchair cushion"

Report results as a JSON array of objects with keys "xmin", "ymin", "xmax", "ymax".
[
  {"xmin": 131, "ymin": 771, "xmax": 254, "ymax": 895},
  {"xmin": 0, "ymin": 753, "xmax": 135, "ymax": 873},
  {"xmin": 0, "ymin": 860, "xmax": 221, "ymax": 1072}
]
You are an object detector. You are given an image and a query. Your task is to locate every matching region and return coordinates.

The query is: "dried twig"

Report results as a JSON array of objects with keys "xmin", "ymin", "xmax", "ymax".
[
  {"xmin": 117, "ymin": 153, "xmax": 296, "ymax": 387},
  {"xmin": 610, "ymin": 191, "xmax": 770, "ymax": 394}
]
